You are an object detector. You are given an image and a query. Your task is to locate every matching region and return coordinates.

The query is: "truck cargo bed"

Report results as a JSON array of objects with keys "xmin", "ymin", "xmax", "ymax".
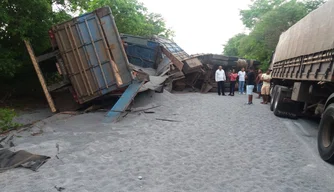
[{"xmin": 52, "ymin": 7, "xmax": 133, "ymax": 104}]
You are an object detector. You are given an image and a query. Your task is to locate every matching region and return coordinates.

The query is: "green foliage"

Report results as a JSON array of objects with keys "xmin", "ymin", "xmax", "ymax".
[
  {"xmin": 240, "ymin": 0, "xmax": 285, "ymax": 29},
  {"xmin": 303, "ymin": 0, "xmax": 326, "ymax": 12},
  {"xmin": 0, "ymin": 0, "xmax": 74, "ymax": 80},
  {"xmin": 46, "ymin": 73, "xmax": 63, "ymax": 85},
  {"xmin": 0, "ymin": 108, "xmax": 19, "ymax": 132},
  {"xmin": 0, "ymin": 0, "xmax": 52, "ymax": 79},
  {"xmin": 0, "ymin": 0, "xmax": 171, "ymax": 86},
  {"xmin": 224, "ymin": 0, "xmax": 326, "ymax": 70},
  {"xmin": 86, "ymin": 0, "xmax": 171, "ymax": 37},
  {"xmin": 223, "ymin": 34, "xmax": 247, "ymax": 56}
]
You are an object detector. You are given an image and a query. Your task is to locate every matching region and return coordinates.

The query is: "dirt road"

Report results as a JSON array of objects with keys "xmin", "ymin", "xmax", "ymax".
[{"xmin": 1, "ymin": 92, "xmax": 334, "ymax": 191}]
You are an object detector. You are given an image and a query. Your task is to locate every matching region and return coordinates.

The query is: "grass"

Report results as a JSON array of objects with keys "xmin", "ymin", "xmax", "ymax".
[{"xmin": 0, "ymin": 108, "xmax": 21, "ymax": 132}]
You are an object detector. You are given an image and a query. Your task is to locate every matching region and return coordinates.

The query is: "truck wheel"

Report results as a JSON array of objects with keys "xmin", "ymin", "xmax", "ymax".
[
  {"xmin": 270, "ymin": 86, "xmax": 280, "ymax": 111},
  {"xmin": 318, "ymin": 104, "xmax": 334, "ymax": 164}
]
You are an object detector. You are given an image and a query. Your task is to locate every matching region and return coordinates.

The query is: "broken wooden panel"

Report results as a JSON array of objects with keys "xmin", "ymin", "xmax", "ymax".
[
  {"xmin": 173, "ymin": 79, "xmax": 187, "ymax": 91},
  {"xmin": 154, "ymin": 36, "xmax": 189, "ymax": 71},
  {"xmin": 201, "ymin": 83, "xmax": 213, "ymax": 93},
  {"xmin": 183, "ymin": 57, "xmax": 203, "ymax": 74},
  {"xmin": 161, "ymin": 46, "xmax": 184, "ymax": 71}
]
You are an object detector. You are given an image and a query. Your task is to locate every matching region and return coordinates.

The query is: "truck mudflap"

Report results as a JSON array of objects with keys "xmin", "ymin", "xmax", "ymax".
[{"xmin": 272, "ymin": 87, "xmax": 299, "ymax": 119}]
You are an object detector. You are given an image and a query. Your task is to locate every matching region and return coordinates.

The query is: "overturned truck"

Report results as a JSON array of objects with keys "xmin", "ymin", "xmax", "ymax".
[{"xmin": 121, "ymin": 34, "xmax": 260, "ymax": 93}]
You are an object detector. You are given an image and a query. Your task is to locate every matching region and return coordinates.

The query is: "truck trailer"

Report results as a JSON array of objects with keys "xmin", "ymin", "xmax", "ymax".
[{"xmin": 269, "ymin": 0, "xmax": 334, "ymax": 164}]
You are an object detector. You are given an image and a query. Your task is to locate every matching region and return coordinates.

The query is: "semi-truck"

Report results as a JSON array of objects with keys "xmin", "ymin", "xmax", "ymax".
[{"xmin": 269, "ymin": 0, "xmax": 334, "ymax": 164}]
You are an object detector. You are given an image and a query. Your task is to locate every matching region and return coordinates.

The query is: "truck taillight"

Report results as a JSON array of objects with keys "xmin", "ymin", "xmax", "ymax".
[
  {"xmin": 69, "ymin": 88, "xmax": 79, "ymax": 103},
  {"xmin": 48, "ymin": 29, "xmax": 58, "ymax": 49},
  {"xmin": 48, "ymin": 30, "xmax": 54, "ymax": 39}
]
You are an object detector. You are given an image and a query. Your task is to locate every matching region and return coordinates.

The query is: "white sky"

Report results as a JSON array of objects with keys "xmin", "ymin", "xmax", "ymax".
[{"xmin": 139, "ymin": 0, "xmax": 252, "ymax": 54}]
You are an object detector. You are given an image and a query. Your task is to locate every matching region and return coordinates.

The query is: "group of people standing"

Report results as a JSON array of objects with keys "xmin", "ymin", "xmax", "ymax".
[{"xmin": 215, "ymin": 66, "xmax": 272, "ymax": 105}]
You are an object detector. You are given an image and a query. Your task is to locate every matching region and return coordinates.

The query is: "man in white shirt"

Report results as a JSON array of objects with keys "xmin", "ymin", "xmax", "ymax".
[
  {"xmin": 215, "ymin": 66, "xmax": 226, "ymax": 96},
  {"xmin": 238, "ymin": 68, "xmax": 246, "ymax": 94}
]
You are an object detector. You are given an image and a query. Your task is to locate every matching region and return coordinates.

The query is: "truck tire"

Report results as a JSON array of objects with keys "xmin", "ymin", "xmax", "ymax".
[
  {"xmin": 273, "ymin": 87, "xmax": 297, "ymax": 119},
  {"xmin": 270, "ymin": 86, "xmax": 280, "ymax": 111},
  {"xmin": 318, "ymin": 103, "xmax": 334, "ymax": 164},
  {"xmin": 273, "ymin": 87, "xmax": 283, "ymax": 115}
]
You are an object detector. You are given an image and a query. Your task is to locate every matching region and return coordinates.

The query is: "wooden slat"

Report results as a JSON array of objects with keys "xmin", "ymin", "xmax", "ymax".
[
  {"xmin": 161, "ymin": 46, "xmax": 184, "ymax": 71},
  {"xmin": 24, "ymin": 40, "xmax": 57, "ymax": 112},
  {"xmin": 36, "ymin": 50, "xmax": 59, "ymax": 62}
]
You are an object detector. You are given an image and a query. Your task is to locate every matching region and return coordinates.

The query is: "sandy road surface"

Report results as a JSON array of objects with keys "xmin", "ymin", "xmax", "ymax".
[{"xmin": 1, "ymin": 91, "xmax": 334, "ymax": 192}]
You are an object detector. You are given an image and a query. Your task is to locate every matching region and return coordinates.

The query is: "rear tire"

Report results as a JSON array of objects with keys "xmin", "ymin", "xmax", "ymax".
[
  {"xmin": 270, "ymin": 86, "xmax": 280, "ymax": 111},
  {"xmin": 318, "ymin": 103, "xmax": 334, "ymax": 164}
]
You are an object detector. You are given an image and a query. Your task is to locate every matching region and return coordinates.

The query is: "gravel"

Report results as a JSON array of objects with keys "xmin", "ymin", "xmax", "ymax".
[{"xmin": 1, "ymin": 91, "xmax": 334, "ymax": 192}]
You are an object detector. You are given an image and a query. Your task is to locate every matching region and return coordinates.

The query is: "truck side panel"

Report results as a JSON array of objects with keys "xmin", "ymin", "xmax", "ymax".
[
  {"xmin": 96, "ymin": 8, "xmax": 133, "ymax": 86},
  {"xmin": 272, "ymin": 50, "xmax": 334, "ymax": 82},
  {"xmin": 52, "ymin": 7, "xmax": 132, "ymax": 104},
  {"xmin": 121, "ymin": 34, "xmax": 161, "ymax": 69}
]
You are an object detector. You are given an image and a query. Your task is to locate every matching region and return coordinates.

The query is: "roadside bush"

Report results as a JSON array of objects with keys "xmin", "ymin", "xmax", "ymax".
[{"xmin": 0, "ymin": 108, "xmax": 20, "ymax": 132}]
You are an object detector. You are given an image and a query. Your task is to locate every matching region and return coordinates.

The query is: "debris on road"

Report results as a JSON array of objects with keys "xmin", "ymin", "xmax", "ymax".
[
  {"xmin": 143, "ymin": 111, "xmax": 155, "ymax": 114},
  {"xmin": 0, "ymin": 134, "xmax": 15, "ymax": 148},
  {"xmin": 54, "ymin": 186, "xmax": 65, "ymax": 192},
  {"xmin": 0, "ymin": 149, "xmax": 50, "ymax": 173},
  {"xmin": 31, "ymin": 130, "xmax": 43, "ymax": 136},
  {"xmin": 156, "ymin": 118, "xmax": 182, "ymax": 123},
  {"xmin": 131, "ymin": 105, "xmax": 161, "ymax": 113}
]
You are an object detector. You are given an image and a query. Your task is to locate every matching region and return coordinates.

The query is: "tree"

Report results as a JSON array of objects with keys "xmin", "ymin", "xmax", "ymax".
[
  {"xmin": 304, "ymin": 0, "xmax": 326, "ymax": 12},
  {"xmin": 224, "ymin": 0, "xmax": 326, "ymax": 70},
  {"xmin": 0, "ymin": 0, "xmax": 75, "ymax": 79},
  {"xmin": 223, "ymin": 34, "xmax": 246, "ymax": 56},
  {"xmin": 0, "ymin": 0, "xmax": 171, "ymax": 81},
  {"xmin": 240, "ymin": 0, "xmax": 285, "ymax": 29},
  {"xmin": 86, "ymin": 0, "xmax": 171, "ymax": 37}
]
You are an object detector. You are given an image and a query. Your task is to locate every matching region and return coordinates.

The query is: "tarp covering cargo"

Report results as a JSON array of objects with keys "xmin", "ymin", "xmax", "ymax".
[
  {"xmin": 52, "ymin": 7, "xmax": 133, "ymax": 104},
  {"xmin": 271, "ymin": 0, "xmax": 334, "ymax": 82},
  {"xmin": 273, "ymin": 0, "xmax": 334, "ymax": 63}
]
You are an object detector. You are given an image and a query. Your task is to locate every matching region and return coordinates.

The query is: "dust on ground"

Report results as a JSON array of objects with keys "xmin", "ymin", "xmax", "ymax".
[{"xmin": 1, "ymin": 91, "xmax": 334, "ymax": 192}]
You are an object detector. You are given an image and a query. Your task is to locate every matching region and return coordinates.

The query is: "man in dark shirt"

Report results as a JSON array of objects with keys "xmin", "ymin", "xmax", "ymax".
[{"xmin": 246, "ymin": 67, "xmax": 255, "ymax": 105}]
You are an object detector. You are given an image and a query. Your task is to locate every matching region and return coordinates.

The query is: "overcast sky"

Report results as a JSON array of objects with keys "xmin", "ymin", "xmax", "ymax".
[{"xmin": 138, "ymin": 0, "xmax": 252, "ymax": 54}]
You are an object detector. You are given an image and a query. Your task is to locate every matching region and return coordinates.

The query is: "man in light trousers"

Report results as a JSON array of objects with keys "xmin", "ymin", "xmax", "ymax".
[{"xmin": 238, "ymin": 67, "xmax": 246, "ymax": 94}]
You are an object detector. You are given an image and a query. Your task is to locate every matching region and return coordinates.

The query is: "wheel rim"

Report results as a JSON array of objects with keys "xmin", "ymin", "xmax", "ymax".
[{"xmin": 322, "ymin": 117, "xmax": 334, "ymax": 148}]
